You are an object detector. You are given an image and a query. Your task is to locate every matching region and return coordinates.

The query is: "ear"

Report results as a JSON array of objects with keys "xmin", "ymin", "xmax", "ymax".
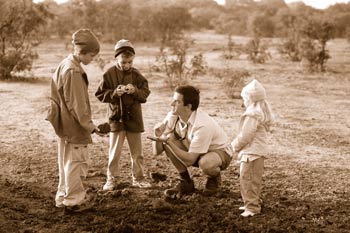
[{"xmin": 186, "ymin": 103, "xmax": 193, "ymax": 111}]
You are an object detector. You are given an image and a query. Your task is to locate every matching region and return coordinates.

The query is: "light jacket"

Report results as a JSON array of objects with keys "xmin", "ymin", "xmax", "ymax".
[
  {"xmin": 95, "ymin": 65, "xmax": 150, "ymax": 132},
  {"xmin": 46, "ymin": 54, "xmax": 95, "ymax": 144},
  {"xmin": 231, "ymin": 113, "xmax": 268, "ymax": 161}
]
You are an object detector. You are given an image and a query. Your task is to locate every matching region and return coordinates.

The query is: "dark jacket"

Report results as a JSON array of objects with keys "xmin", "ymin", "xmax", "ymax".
[
  {"xmin": 95, "ymin": 66, "xmax": 150, "ymax": 132},
  {"xmin": 46, "ymin": 54, "xmax": 95, "ymax": 144}
]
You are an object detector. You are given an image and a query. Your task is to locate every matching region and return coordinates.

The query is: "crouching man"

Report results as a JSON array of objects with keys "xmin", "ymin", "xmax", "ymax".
[{"xmin": 152, "ymin": 85, "xmax": 233, "ymax": 197}]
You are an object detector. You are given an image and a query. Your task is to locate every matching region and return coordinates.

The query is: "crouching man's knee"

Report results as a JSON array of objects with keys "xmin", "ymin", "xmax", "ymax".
[{"xmin": 198, "ymin": 152, "xmax": 222, "ymax": 177}]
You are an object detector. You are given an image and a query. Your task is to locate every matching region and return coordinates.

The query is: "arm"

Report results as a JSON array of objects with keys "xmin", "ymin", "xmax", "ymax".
[
  {"xmin": 131, "ymin": 73, "xmax": 150, "ymax": 103},
  {"xmin": 63, "ymin": 70, "xmax": 95, "ymax": 133},
  {"xmin": 152, "ymin": 122, "xmax": 167, "ymax": 156},
  {"xmin": 166, "ymin": 139, "xmax": 201, "ymax": 167},
  {"xmin": 231, "ymin": 116, "xmax": 259, "ymax": 152},
  {"xmin": 95, "ymin": 72, "xmax": 120, "ymax": 104}
]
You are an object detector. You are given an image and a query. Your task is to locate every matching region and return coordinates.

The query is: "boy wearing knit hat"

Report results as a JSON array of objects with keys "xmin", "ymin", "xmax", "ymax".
[
  {"xmin": 47, "ymin": 29, "xmax": 103, "ymax": 211},
  {"xmin": 231, "ymin": 79, "xmax": 274, "ymax": 217},
  {"xmin": 95, "ymin": 39, "xmax": 151, "ymax": 190}
]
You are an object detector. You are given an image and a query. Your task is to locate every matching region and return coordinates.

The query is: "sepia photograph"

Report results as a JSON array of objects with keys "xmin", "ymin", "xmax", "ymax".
[{"xmin": 0, "ymin": 0, "xmax": 349, "ymax": 232}]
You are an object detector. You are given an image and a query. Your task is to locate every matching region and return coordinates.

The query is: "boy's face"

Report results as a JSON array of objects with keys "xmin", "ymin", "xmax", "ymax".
[
  {"xmin": 79, "ymin": 52, "xmax": 97, "ymax": 65},
  {"xmin": 116, "ymin": 55, "xmax": 134, "ymax": 71}
]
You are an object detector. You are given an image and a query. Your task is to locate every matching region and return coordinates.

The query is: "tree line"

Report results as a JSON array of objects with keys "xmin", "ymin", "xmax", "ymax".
[
  {"xmin": 40, "ymin": 0, "xmax": 350, "ymax": 41},
  {"xmin": 1, "ymin": 0, "xmax": 350, "ymax": 79}
]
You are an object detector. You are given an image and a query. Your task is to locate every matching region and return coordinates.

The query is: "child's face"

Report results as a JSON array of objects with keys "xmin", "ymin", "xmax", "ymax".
[
  {"xmin": 243, "ymin": 96, "xmax": 253, "ymax": 108},
  {"xmin": 116, "ymin": 55, "xmax": 134, "ymax": 71},
  {"xmin": 79, "ymin": 52, "xmax": 97, "ymax": 65}
]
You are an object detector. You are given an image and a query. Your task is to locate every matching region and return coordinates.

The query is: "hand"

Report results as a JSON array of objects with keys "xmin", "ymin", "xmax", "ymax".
[
  {"xmin": 126, "ymin": 83, "xmax": 135, "ymax": 94},
  {"xmin": 93, "ymin": 127, "xmax": 104, "ymax": 136},
  {"xmin": 154, "ymin": 121, "xmax": 166, "ymax": 137},
  {"xmin": 113, "ymin": 85, "xmax": 125, "ymax": 97}
]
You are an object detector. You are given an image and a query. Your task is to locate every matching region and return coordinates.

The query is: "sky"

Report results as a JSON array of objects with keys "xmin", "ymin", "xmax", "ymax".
[
  {"xmin": 215, "ymin": 0, "xmax": 350, "ymax": 9},
  {"xmin": 35, "ymin": 0, "xmax": 350, "ymax": 9}
]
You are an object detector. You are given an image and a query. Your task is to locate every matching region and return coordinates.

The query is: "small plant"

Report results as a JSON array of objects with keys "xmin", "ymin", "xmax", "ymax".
[
  {"xmin": 188, "ymin": 53, "xmax": 207, "ymax": 77},
  {"xmin": 279, "ymin": 37, "xmax": 302, "ymax": 62},
  {"xmin": 211, "ymin": 67, "xmax": 250, "ymax": 99},
  {"xmin": 299, "ymin": 38, "xmax": 330, "ymax": 72},
  {"xmin": 245, "ymin": 37, "xmax": 271, "ymax": 64},
  {"xmin": 154, "ymin": 36, "xmax": 194, "ymax": 89},
  {"xmin": 299, "ymin": 19, "xmax": 333, "ymax": 72}
]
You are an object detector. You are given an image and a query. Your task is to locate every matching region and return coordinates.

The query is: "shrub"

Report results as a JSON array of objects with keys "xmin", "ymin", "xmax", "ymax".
[
  {"xmin": 188, "ymin": 53, "xmax": 207, "ymax": 77},
  {"xmin": 211, "ymin": 68, "xmax": 250, "ymax": 99},
  {"xmin": 245, "ymin": 37, "xmax": 271, "ymax": 64},
  {"xmin": 154, "ymin": 36, "xmax": 207, "ymax": 89},
  {"xmin": 221, "ymin": 34, "xmax": 245, "ymax": 60},
  {"xmin": 0, "ymin": 0, "xmax": 52, "ymax": 79},
  {"xmin": 299, "ymin": 38, "xmax": 330, "ymax": 72},
  {"xmin": 299, "ymin": 18, "xmax": 333, "ymax": 72}
]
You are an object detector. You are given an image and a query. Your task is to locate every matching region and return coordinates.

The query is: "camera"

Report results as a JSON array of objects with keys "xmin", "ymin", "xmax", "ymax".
[{"xmin": 118, "ymin": 85, "xmax": 129, "ymax": 93}]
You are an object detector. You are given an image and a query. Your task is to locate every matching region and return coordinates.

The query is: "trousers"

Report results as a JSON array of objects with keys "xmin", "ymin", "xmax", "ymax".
[
  {"xmin": 106, "ymin": 131, "xmax": 145, "ymax": 181},
  {"xmin": 55, "ymin": 138, "xmax": 89, "ymax": 206},
  {"xmin": 240, "ymin": 157, "xmax": 264, "ymax": 213}
]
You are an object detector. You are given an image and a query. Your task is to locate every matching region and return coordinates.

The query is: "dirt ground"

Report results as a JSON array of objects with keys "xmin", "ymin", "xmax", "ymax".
[{"xmin": 0, "ymin": 32, "xmax": 350, "ymax": 233}]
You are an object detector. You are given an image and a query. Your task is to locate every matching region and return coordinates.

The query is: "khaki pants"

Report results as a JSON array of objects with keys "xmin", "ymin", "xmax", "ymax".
[
  {"xmin": 107, "ymin": 131, "xmax": 144, "ymax": 181},
  {"xmin": 56, "ymin": 138, "xmax": 89, "ymax": 206},
  {"xmin": 240, "ymin": 157, "xmax": 264, "ymax": 214}
]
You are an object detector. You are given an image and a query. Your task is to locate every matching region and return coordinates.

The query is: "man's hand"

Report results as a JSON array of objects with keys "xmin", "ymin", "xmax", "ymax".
[
  {"xmin": 126, "ymin": 83, "xmax": 135, "ymax": 94},
  {"xmin": 154, "ymin": 121, "xmax": 167, "ymax": 137}
]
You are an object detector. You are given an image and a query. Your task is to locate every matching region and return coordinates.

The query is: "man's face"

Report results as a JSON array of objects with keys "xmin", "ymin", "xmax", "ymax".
[
  {"xmin": 79, "ymin": 52, "xmax": 97, "ymax": 65},
  {"xmin": 170, "ymin": 92, "xmax": 188, "ymax": 116},
  {"xmin": 116, "ymin": 55, "xmax": 134, "ymax": 71}
]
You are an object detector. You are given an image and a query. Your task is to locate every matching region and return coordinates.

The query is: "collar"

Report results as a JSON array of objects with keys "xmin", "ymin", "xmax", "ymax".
[
  {"xmin": 187, "ymin": 110, "xmax": 197, "ymax": 126},
  {"xmin": 116, "ymin": 63, "xmax": 132, "ymax": 73},
  {"xmin": 68, "ymin": 54, "xmax": 84, "ymax": 72}
]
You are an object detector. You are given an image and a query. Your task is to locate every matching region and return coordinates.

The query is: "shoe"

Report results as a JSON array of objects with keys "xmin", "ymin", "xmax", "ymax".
[
  {"xmin": 55, "ymin": 196, "xmax": 64, "ymax": 208},
  {"xmin": 239, "ymin": 206, "xmax": 245, "ymax": 211},
  {"xmin": 103, "ymin": 177, "xmax": 115, "ymax": 191},
  {"xmin": 132, "ymin": 179, "xmax": 152, "ymax": 188},
  {"xmin": 164, "ymin": 179, "xmax": 195, "ymax": 198},
  {"xmin": 241, "ymin": 210, "xmax": 256, "ymax": 217},
  {"xmin": 204, "ymin": 173, "xmax": 221, "ymax": 193}
]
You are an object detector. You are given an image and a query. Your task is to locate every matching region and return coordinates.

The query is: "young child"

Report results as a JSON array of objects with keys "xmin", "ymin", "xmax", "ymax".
[
  {"xmin": 46, "ymin": 29, "xmax": 102, "ymax": 211},
  {"xmin": 95, "ymin": 39, "xmax": 151, "ymax": 190},
  {"xmin": 231, "ymin": 79, "xmax": 273, "ymax": 217}
]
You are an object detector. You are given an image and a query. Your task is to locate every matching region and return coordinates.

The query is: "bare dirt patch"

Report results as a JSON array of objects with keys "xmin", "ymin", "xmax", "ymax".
[{"xmin": 1, "ymin": 33, "xmax": 349, "ymax": 232}]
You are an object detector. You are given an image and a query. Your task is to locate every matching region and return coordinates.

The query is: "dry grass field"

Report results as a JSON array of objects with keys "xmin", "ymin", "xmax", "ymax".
[{"xmin": 0, "ymin": 31, "xmax": 349, "ymax": 233}]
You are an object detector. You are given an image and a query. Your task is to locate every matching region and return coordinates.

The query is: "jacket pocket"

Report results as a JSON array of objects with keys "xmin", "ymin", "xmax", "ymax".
[{"xmin": 46, "ymin": 98, "xmax": 63, "ymax": 137}]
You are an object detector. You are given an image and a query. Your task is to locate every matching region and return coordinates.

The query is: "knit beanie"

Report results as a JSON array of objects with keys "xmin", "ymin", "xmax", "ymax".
[
  {"xmin": 241, "ymin": 79, "xmax": 266, "ymax": 102},
  {"xmin": 72, "ymin": 29, "xmax": 100, "ymax": 54},
  {"xmin": 114, "ymin": 39, "xmax": 135, "ymax": 57}
]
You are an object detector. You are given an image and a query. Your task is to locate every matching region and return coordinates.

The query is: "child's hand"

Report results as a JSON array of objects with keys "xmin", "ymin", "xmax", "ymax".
[
  {"xmin": 154, "ymin": 121, "xmax": 167, "ymax": 137},
  {"xmin": 113, "ymin": 85, "xmax": 125, "ymax": 97},
  {"xmin": 93, "ymin": 127, "xmax": 105, "ymax": 136},
  {"xmin": 126, "ymin": 84, "xmax": 135, "ymax": 94}
]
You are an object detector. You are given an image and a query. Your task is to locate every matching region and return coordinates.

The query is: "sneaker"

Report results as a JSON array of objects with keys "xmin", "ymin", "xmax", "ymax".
[
  {"xmin": 164, "ymin": 179, "xmax": 195, "ymax": 198},
  {"xmin": 241, "ymin": 210, "xmax": 256, "ymax": 217},
  {"xmin": 204, "ymin": 173, "xmax": 221, "ymax": 193},
  {"xmin": 132, "ymin": 179, "xmax": 152, "ymax": 188},
  {"xmin": 55, "ymin": 196, "xmax": 64, "ymax": 208},
  {"xmin": 238, "ymin": 206, "xmax": 245, "ymax": 211},
  {"xmin": 103, "ymin": 177, "xmax": 115, "ymax": 191}
]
